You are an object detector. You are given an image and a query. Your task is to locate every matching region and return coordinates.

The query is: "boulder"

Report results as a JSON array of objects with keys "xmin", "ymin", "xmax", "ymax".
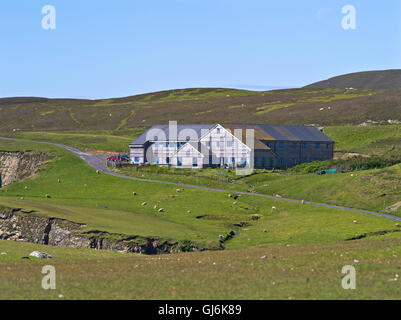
[{"xmin": 29, "ymin": 251, "xmax": 53, "ymax": 259}]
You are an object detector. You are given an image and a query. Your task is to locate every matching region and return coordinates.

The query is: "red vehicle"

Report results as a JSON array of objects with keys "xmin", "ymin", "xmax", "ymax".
[
  {"xmin": 107, "ymin": 154, "xmax": 130, "ymax": 162},
  {"xmin": 107, "ymin": 156, "xmax": 119, "ymax": 161}
]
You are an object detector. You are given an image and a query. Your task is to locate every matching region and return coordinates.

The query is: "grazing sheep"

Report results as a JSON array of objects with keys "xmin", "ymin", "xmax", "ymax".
[
  {"xmin": 396, "ymin": 223, "xmax": 400, "ymax": 228},
  {"xmin": 176, "ymin": 189, "xmax": 181, "ymax": 193},
  {"xmin": 154, "ymin": 205, "xmax": 158, "ymax": 209},
  {"xmin": 353, "ymin": 220, "xmax": 357, "ymax": 224},
  {"xmin": 20, "ymin": 197, "xmax": 24, "ymax": 200},
  {"xmin": 219, "ymin": 234, "xmax": 224, "ymax": 240},
  {"xmin": 158, "ymin": 208, "xmax": 164, "ymax": 212},
  {"xmin": 228, "ymin": 194, "xmax": 232, "ymax": 198},
  {"xmin": 187, "ymin": 210, "xmax": 191, "ymax": 214},
  {"xmin": 263, "ymin": 229, "xmax": 267, "ymax": 233},
  {"xmin": 96, "ymin": 170, "xmax": 100, "ymax": 174},
  {"xmin": 233, "ymin": 201, "xmax": 237, "ymax": 205},
  {"xmin": 141, "ymin": 202, "xmax": 147, "ymax": 206},
  {"xmin": 57, "ymin": 179, "xmax": 61, "ymax": 183},
  {"xmin": 133, "ymin": 192, "xmax": 137, "ymax": 196},
  {"xmin": 301, "ymin": 200, "xmax": 305, "ymax": 204},
  {"xmin": 24, "ymin": 186, "xmax": 28, "ymax": 190},
  {"xmin": 45, "ymin": 194, "xmax": 51, "ymax": 198},
  {"xmin": 272, "ymin": 206, "xmax": 276, "ymax": 210}
]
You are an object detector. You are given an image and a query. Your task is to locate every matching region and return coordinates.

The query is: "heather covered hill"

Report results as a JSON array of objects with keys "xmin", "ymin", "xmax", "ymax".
[
  {"xmin": 1, "ymin": 87, "xmax": 400, "ymax": 132},
  {"xmin": 305, "ymin": 70, "xmax": 401, "ymax": 90}
]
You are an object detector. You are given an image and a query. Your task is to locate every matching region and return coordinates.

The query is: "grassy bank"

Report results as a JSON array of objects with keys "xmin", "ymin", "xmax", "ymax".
[
  {"xmin": 2, "ymin": 237, "xmax": 401, "ymax": 299},
  {"xmin": 1, "ymin": 139, "xmax": 398, "ymax": 250}
]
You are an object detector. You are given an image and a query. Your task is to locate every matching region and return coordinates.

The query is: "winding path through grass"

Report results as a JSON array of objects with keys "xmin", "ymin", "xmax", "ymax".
[{"xmin": 1, "ymin": 136, "xmax": 400, "ymax": 223}]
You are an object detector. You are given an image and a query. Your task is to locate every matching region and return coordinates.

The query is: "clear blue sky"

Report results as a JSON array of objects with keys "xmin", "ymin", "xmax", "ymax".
[{"xmin": 1, "ymin": 0, "xmax": 400, "ymax": 99}]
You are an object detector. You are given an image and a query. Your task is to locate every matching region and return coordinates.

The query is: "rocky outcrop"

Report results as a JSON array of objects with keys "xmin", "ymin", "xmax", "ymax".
[
  {"xmin": 0, "ymin": 205, "xmax": 199, "ymax": 254},
  {"xmin": 0, "ymin": 151, "xmax": 49, "ymax": 187},
  {"xmin": 387, "ymin": 202, "xmax": 401, "ymax": 212}
]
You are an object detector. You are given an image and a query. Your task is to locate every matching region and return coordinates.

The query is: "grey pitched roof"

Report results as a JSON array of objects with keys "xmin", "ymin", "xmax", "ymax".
[
  {"xmin": 256, "ymin": 125, "xmax": 334, "ymax": 142},
  {"xmin": 130, "ymin": 123, "xmax": 334, "ymax": 145},
  {"xmin": 226, "ymin": 124, "xmax": 333, "ymax": 143},
  {"xmin": 130, "ymin": 124, "xmax": 215, "ymax": 145}
]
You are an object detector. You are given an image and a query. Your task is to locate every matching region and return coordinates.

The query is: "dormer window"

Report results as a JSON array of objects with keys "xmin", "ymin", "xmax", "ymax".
[
  {"xmin": 186, "ymin": 136, "xmax": 190, "ymax": 141},
  {"xmin": 216, "ymin": 128, "xmax": 221, "ymax": 134},
  {"xmin": 154, "ymin": 136, "xmax": 158, "ymax": 141}
]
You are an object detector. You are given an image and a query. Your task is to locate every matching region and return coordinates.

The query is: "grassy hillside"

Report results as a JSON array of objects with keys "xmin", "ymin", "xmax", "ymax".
[
  {"xmin": 0, "ymin": 139, "xmax": 398, "ymax": 250},
  {"xmin": 1, "ymin": 131, "xmax": 401, "ymax": 300},
  {"xmin": 325, "ymin": 125, "xmax": 401, "ymax": 156},
  {"xmin": 0, "ymin": 130, "xmax": 140, "ymax": 153},
  {"xmin": 1, "ymin": 88, "xmax": 400, "ymax": 134},
  {"xmin": 306, "ymin": 69, "xmax": 401, "ymax": 90},
  {"xmin": 115, "ymin": 161, "xmax": 401, "ymax": 215},
  {"xmin": 1, "ymin": 83, "xmax": 400, "ymax": 300},
  {"xmin": 2, "ymin": 237, "xmax": 401, "ymax": 299}
]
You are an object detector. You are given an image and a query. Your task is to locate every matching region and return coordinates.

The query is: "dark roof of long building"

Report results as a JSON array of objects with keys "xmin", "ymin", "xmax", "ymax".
[
  {"xmin": 130, "ymin": 124, "xmax": 334, "ymax": 145},
  {"xmin": 228, "ymin": 124, "xmax": 334, "ymax": 143}
]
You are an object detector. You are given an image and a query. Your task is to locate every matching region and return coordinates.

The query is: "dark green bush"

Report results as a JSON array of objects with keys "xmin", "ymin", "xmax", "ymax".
[{"xmin": 181, "ymin": 240, "xmax": 193, "ymax": 252}]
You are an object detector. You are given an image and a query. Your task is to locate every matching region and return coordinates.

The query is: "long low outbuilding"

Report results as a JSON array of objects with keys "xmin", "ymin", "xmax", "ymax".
[{"xmin": 129, "ymin": 123, "xmax": 334, "ymax": 169}]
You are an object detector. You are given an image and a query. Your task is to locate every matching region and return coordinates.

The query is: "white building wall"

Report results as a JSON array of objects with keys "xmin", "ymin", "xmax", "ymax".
[
  {"xmin": 170, "ymin": 144, "xmax": 204, "ymax": 168},
  {"xmin": 200, "ymin": 124, "xmax": 251, "ymax": 167},
  {"xmin": 130, "ymin": 147, "xmax": 145, "ymax": 164}
]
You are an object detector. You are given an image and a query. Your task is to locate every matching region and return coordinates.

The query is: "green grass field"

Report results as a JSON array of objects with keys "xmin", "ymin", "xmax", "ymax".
[
  {"xmin": 110, "ymin": 124, "xmax": 401, "ymax": 215},
  {"xmin": 325, "ymin": 124, "xmax": 401, "ymax": 156},
  {"xmin": 1, "ymin": 123, "xmax": 401, "ymax": 299},
  {"xmin": 0, "ymin": 129, "xmax": 142, "ymax": 153},
  {"xmin": 2, "ymin": 139, "xmax": 397, "ymax": 249},
  {"xmin": 2, "ymin": 237, "xmax": 401, "ymax": 299}
]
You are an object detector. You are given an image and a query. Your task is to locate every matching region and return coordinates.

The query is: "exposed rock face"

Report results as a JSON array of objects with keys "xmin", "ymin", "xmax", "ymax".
[
  {"xmin": 0, "ymin": 206, "xmax": 197, "ymax": 254},
  {"xmin": 0, "ymin": 151, "xmax": 49, "ymax": 187},
  {"xmin": 388, "ymin": 202, "xmax": 401, "ymax": 212}
]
